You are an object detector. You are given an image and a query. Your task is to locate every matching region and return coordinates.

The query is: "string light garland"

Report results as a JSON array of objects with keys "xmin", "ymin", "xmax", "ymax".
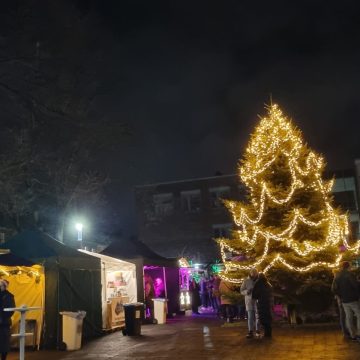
[
  {"xmin": 218, "ymin": 104, "xmax": 360, "ymax": 283},
  {"xmin": 0, "ymin": 266, "xmax": 41, "ymax": 283}
]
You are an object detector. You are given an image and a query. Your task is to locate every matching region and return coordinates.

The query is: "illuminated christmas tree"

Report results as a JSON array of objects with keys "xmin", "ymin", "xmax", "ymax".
[{"xmin": 218, "ymin": 104, "xmax": 360, "ymax": 292}]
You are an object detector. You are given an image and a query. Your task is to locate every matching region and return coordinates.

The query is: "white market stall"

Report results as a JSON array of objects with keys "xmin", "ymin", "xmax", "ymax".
[{"xmin": 79, "ymin": 250, "xmax": 137, "ymax": 330}]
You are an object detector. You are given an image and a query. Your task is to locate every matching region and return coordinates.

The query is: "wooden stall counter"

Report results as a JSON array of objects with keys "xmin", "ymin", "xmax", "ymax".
[{"xmin": 106, "ymin": 296, "xmax": 130, "ymax": 330}]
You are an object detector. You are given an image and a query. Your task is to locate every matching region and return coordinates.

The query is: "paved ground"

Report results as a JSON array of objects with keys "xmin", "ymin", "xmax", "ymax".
[{"xmin": 8, "ymin": 314, "xmax": 360, "ymax": 360}]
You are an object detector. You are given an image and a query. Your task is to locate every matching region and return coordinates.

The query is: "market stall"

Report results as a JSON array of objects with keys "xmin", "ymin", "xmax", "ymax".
[
  {"xmin": 0, "ymin": 230, "xmax": 103, "ymax": 349},
  {"xmin": 101, "ymin": 236, "xmax": 179, "ymax": 321},
  {"xmin": 178, "ymin": 259, "xmax": 192, "ymax": 311},
  {"xmin": 79, "ymin": 250, "xmax": 137, "ymax": 330},
  {"xmin": 178, "ymin": 258, "xmax": 223, "ymax": 312},
  {"xmin": 0, "ymin": 253, "xmax": 45, "ymax": 349}
]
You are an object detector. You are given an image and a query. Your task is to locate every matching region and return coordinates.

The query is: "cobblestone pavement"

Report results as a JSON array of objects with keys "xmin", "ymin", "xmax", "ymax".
[{"xmin": 8, "ymin": 314, "xmax": 360, "ymax": 360}]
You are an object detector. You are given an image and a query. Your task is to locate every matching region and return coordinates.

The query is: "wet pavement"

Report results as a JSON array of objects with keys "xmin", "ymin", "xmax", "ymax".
[{"xmin": 8, "ymin": 314, "xmax": 360, "ymax": 360}]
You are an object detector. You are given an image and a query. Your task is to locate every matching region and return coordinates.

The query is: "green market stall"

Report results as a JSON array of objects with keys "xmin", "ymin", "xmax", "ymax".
[{"xmin": 0, "ymin": 230, "xmax": 102, "ymax": 349}]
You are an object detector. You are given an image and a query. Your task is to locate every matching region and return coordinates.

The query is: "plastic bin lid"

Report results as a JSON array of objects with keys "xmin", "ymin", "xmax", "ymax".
[
  {"xmin": 152, "ymin": 298, "xmax": 168, "ymax": 302},
  {"xmin": 123, "ymin": 302, "xmax": 144, "ymax": 307}
]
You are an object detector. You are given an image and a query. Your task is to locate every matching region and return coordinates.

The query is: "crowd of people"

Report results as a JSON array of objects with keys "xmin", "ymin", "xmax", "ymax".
[
  {"xmin": 189, "ymin": 274, "xmax": 222, "ymax": 315},
  {"xmin": 189, "ymin": 269, "xmax": 273, "ymax": 339},
  {"xmin": 188, "ymin": 260, "xmax": 360, "ymax": 341}
]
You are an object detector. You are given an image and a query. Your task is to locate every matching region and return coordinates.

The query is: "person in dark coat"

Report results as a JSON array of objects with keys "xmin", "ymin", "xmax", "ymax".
[
  {"xmin": 189, "ymin": 278, "xmax": 201, "ymax": 314},
  {"xmin": 252, "ymin": 273, "xmax": 273, "ymax": 338},
  {"xmin": 0, "ymin": 280, "xmax": 15, "ymax": 360},
  {"xmin": 144, "ymin": 274, "xmax": 155, "ymax": 321}
]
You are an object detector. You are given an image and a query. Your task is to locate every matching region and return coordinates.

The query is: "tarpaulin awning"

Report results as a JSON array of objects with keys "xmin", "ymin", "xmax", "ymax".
[{"xmin": 0, "ymin": 253, "xmax": 34, "ymax": 267}]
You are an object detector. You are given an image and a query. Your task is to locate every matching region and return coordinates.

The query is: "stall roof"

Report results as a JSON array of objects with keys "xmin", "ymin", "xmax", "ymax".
[
  {"xmin": 0, "ymin": 230, "xmax": 94, "ymax": 259},
  {"xmin": 79, "ymin": 250, "xmax": 136, "ymax": 271},
  {"xmin": 101, "ymin": 237, "xmax": 178, "ymax": 267},
  {"xmin": 0, "ymin": 253, "xmax": 34, "ymax": 266}
]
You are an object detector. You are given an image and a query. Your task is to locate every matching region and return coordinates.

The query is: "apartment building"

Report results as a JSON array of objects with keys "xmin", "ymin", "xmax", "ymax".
[{"xmin": 135, "ymin": 162, "xmax": 360, "ymax": 264}]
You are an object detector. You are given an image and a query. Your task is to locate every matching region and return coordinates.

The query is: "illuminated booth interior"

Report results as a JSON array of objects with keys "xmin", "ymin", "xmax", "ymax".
[
  {"xmin": 101, "ymin": 237, "xmax": 179, "ymax": 321},
  {"xmin": 143, "ymin": 265, "xmax": 179, "ymax": 321},
  {"xmin": 178, "ymin": 258, "xmax": 192, "ymax": 311},
  {"xmin": 79, "ymin": 250, "xmax": 137, "ymax": 330},
  {"xmin": 178, "ymin": 258, "xmax": 224, "ymax": 311}
]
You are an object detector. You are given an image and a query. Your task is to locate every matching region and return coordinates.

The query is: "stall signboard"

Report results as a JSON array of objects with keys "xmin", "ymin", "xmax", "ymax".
[{"xmin": 107, "ymin": 296, "xmax": 129, "ymax": 328}]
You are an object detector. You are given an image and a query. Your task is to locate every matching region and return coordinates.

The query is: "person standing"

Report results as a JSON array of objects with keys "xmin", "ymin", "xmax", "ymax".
[
  {"xmin": 240, "ymin": 268, "xmax": 260, "ymax": 338},
  {"xmin": 252, "ymin": 273, "xmax": 273, "ymax": 338},
  {"xmin": 332, "ymin": 267, "xmax": 350, "ymax": 338},
  {"xmin": 0, "ymin": 280, "xmax": 15, "ymax": 360},
  {"xmin": 211, "ymin": 275, "xmax": 221, "ymax": 314},
  {"xmin": 219, "ymin": 279, "xmax": 235, "ymax": 323},
  {"xmin": 332, "ymin": 261, "xmax": 360, "ymax": 341},
  {"xmin": 199, "ymin": 276, "xmax": 208, "ymax": 309},
  {"xmin": 334, "ymin": 295, "xmax": 350, "ymax": 338},
  {"xmin": 189, "ymin": 278, "xmax": 200, "ymax": 314},
  {"xmin": 144, "ymin": 274, "xmax": 155, "ymax": 321}
]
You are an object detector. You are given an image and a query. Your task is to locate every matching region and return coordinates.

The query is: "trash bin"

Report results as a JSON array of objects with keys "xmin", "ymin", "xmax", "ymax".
[
  {"xmin": 123, "ymin": 303, "xmax": 143, "ymax": 336},
  {"xmin": 60, "ymin": 311, "xmax": 86, "ymax": 350},
  {"xmin": 152, "ymin": 298, "xmax": 167, "ymax": 324}
]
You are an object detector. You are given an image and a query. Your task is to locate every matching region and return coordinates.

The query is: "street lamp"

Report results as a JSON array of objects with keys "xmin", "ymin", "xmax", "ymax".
[{"xmin": 75, "ymin": 223, "xmax": 83, "ymax": 248}]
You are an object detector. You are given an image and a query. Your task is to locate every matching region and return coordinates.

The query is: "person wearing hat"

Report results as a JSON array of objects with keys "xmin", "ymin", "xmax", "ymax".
[
  {"xmin": 0, "ymin": 280, "xmax": 15, "ymax": 360},
  {"xmin": 332, "ymin": 261, "xmax": 360, "ymax": 341}
]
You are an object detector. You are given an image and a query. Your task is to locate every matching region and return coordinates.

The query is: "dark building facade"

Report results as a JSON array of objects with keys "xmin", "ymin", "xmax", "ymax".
[
  {"xmin": 135, "ymin": 162, "xmax": 360, "ymax": 264},
  {"xmin": 135, "ymin": 174, "xmax": 245, "ymax": 263},
  {"xmin": 326, "ymin": 167, "xmax": 360, "ymax": 242}
]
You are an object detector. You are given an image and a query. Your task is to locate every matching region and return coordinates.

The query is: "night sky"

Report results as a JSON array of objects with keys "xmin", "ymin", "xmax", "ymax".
[
  {"xmin": 2, "ymin": 1, "xmax": 360, "ymax": 238},
  {"xmin": 98, "ymin": 1, "xmax": 360, "ymax": 236}
]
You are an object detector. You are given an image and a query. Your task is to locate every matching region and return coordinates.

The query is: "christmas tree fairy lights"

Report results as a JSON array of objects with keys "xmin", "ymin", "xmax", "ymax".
[{"xmin": 218, "ymin": 104, "xmax": 360, "ymax": 283}]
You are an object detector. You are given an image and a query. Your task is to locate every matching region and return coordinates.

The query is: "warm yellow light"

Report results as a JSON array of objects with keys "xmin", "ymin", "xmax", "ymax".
[
  {"xmin": 0, "ymin": 267, "xmax": 10, "ymax": 276},
  {"xmin": 218, "ymin": 104, "xmax": 360, "ymax": 283}
]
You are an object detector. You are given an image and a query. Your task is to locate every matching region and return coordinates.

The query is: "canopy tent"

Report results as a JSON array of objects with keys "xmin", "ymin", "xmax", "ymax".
[
  {"xmin": 0, "ymin": 254, "xmax": 44, "ymax": 348},
  {"xmin": 79, "ymin": 250, "xmax": 137, "ymax": 329},
  {"xmin": 0, "ymin": 253, "xmax": 34, "ymax": 267},
  {"xmin": 0, "ymin": 230, "xmax": 102, "ymax": 349},
  {"xmin": 101, "ymin": 237, "xmax": 177, "ymax": 267},
  {"xmin": 101, "ymin": 238, "xmax": 179, "ymax": 317}
]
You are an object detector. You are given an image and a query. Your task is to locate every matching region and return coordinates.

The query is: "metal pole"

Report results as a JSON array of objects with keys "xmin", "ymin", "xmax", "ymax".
[
  {"xmin": 4, "ymin": 306, "xmax": 41, "ymax": 360},
  {"xmin": 19, "ymin": 310, "xmax": 26, "ymax": 360},
  {"xmin": 162, "ymin": 267, "xmax": 168, "ymax": 316},
  {"xmin": 162, "ymin": 267, "xmax": 167, "ymax": 299}
]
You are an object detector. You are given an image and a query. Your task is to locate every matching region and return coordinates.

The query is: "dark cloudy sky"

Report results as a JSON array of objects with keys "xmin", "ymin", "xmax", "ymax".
[{"xmin": 91, "ymin": 1, "xmax": 360, "ymax": 235}]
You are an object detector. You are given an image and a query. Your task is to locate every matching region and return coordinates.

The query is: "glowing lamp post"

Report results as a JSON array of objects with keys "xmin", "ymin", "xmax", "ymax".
[{"xmin": 76, "ymin": 223, "xmax": 83, "ymax": 249}]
